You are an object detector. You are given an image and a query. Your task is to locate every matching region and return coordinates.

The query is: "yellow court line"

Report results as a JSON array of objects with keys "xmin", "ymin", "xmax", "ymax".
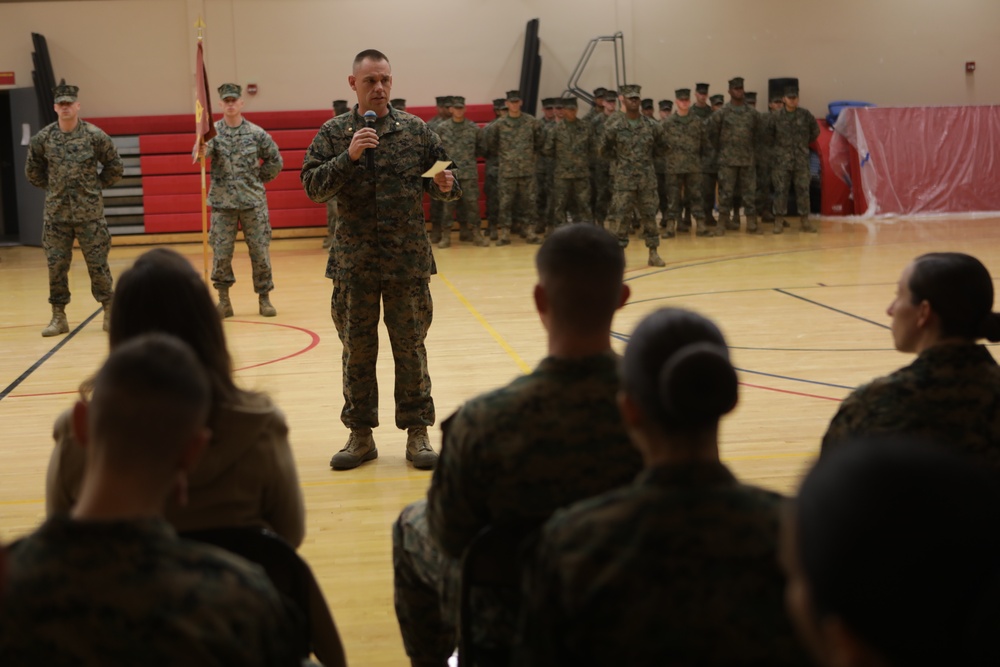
[{"xmin": 437, "ymin": 273, "xmax": 532, "ymax": 374}]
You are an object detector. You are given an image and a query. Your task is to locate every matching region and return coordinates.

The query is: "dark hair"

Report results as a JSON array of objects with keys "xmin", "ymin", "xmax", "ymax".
[
  {"xmin": 908, "ymin": 252, "xmax": 1000, "ymax": 341},
  {"xmin": 534, "ymin": 223, "xmax": 625, "ymax": 333},
  {"xmin": 622, "ymin": 308, "xmax": 738, "ymax": 432},
  {"xmin": 796, "ymin": 437, "xmax": 1000, "ymax": 666},
  {"xmin": 353, "ymin": 49, "xmax": 389, "ymax": 69},
  {"xmin": 106, "ymin": 248, "xmax": 238, "ymax": 409}
]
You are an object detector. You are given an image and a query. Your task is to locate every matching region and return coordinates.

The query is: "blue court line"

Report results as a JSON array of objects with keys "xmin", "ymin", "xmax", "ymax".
[
  {"xmin": 774, "ymin": 288, "xmax": 891, "ymax": 330},
  {"xmin": 0, "ymin": 307, "xmax": 101, "ymax": 402}
]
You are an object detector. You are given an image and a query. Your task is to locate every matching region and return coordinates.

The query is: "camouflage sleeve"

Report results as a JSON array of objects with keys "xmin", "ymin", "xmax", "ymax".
[
  {"xmin": 599, "ymin": 122, "xmax": 616, "ymax": 160},
  {"xmin": 533, "ymin": 118, "xmax": 545, "ymax": 152},
  {"xmin": 258, "ymin": 131, "xmax": 283, "ymax": 184},
  {"xmin": 300, "ymin": 125, "xmax": 355, "ymax": 204},
  {"xmin": 541, "ymin": 125, "xmax": 555, "ymax": 158},
  {"xmin": 483, "ymin": 121, "xmax": 498, "ymax": 158},
  {"xmin": 706, "ymin": 112, "xmax": 722, "ymax": 150},
  {"xmin": 513, "ymin": 518, "xmax": 573, "ymax": 667},
  {"xmin": 25, "ymin": 130, "xmax": 49, "ymax": 189},
  {"xmin": 653, "ymin": 122, "xmax": 668, "ymax": 160},
  {"xmin": 93, "ymin": 129, "xmax": 123, "ymax": 188},
  {"xmin": 475, "ymin": 125, "xmax": 487, "ymax": 158},
  {"xmin": 808, "ymin": 110, "xmax": 821, "ymax": 144},
  {"xmin": 424, "ymin": 126, "xmax": 462, "ymax": 203}
]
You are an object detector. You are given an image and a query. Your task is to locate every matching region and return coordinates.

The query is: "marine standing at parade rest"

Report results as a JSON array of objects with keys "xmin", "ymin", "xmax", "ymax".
[
  {"xmin": 663, "ymin": 89, "xmax": 709, "ymax": 237},
  {"xmin": 301, "ymin": 49, "xmax": 460, "ymax": 471},
  {"xmin": 690, "ymin": 83, "xmax": 717, "ymax": 228},
  {"xmin": 436, "ymin": 96, "xmax": 489, "ymax": 248},
  {"xmin": 766, "ymin": 86, "xmax": 820, "ymax": 233},
  {"xmin": 707, "ymin": 77, "xmax": 761, "ymax": 235},
  {"xmin": 543, "ymin": 97, "xmax": 596, "ymax": 229},
  {"xmin": 201, "ymin": 83, "xmax": 283, "ymax": 317},
  {"xmin": 600, "ymin": 84, "xmax": 668, "ymax": 267},
  {"xmin": 26, "ymin": 81, "xmax": 123, "ymax": 337}
]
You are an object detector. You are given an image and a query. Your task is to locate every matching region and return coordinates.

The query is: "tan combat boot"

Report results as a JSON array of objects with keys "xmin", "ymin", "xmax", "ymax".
[
  {"xmin": 41, "ymin": 305, "xmax": 69, "ymax": 338},
  {"xmin": 258, "ymin": 293, "xmax": 277, "ymax": 317},
  {"xmin": 331, "ymin": 428, "xmax": 378, "ymax": 470},
  {"xmin": 471, "ymin": 230, "xmax": 490, "ymax": 247},
  {"xmin": 660, "ymin": 220, "xmax": 676, "ymax": 239},
  {"xmin": 746, "ymin": 215, "xmax": 762, "ymax": 235},
  {"xmin": 497, "ymin": 228, "xmax": 511, "ymax": 246},
  {"xmin": 773, "ymin": 217, "xmax": 785, "ymax": 235},
  {"xmin": 801, "ymin": 216, "xmax": 818, "ymax": 233},
  {"xmin": 405, "ymin": 426, "xmax": 438, "ymax": 470},
  {"xmin": 695, "ymin": 218, "xmax": 711, "ymax": 237},
  {"xmin": 648, "ymin": 248, "xmax": 666, "ymax": 267},
  {"xmin": 438, "ymin": 234, "xmax": 451, "ymax": 249},
  {"xmin": 216, "ymin": 287, "xmax": 234, "ymax": 318},
  {"xmin": 102, "ymin": 301, "xmax": 111, "ymax": 332}
]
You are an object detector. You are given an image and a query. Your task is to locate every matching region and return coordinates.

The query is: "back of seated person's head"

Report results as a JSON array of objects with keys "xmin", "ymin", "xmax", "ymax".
[
  {"xmin": 785, "ymin": 437, "xmax": 1000, "ymax": 667},
  {"xmin": 83, "ymin": 333, "xmax": 211, "ymax": 482},
  {"xmin": 534, "ymin": 223, "xmax": 626, "ymax": 334},
  {"xmin": 622, "ymin": 308, "xmax": 738, "ymax": 438},
  {"xmin": 108, "ymin": 248, "xmax": 237, "ymax": 406},
  {"xmin": 908, "ymin": 252, "xmax": 1000, "ymax": 342}
]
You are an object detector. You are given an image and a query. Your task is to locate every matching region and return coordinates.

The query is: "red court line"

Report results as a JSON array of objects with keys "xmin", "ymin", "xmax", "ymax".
[{"xmin": 739, "ymin": 381, "xmax": 842, "ymax": 402}]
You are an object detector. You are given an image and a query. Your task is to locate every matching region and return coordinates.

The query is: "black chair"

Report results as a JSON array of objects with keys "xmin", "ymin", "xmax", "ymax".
[{"xmin": 457, "ymin": 525, "xmax": 533, "ymax": 667}]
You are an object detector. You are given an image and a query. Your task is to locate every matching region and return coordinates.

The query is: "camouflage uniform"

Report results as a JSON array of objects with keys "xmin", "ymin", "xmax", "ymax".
[
  {"xmin": 600, "ymin": 112, "xmax": 667, "ymax": 250},
  {"xmin": 323, "ymin": 198, "xmax": 339, "ymax": 248},
  {"xmin": 393, "ymin": 351, "xmax": 643, "ymax": 665},
  {"xmin": 543, "ymin": 114, "xmax": 595, "ymax": 228},
  {"xmin": 301, "ymin": 107, "xmax": 460, "ymax": 430},
  {"xmin": 436, "ymin": 117, "xmax": 483, "ymax": 240},
  {"xmin": 483, "ymin": 112, "xmax": 543, "ymax": 243},
  {"xmin": 756, "ymin": 107, "xmax": 777, "ymax": 222},
  {"xmin": 205, "ymin": 118, "xmax": 283, "ymax": 294},
  {"xmin": 25, "ymin": 119, "xmax": 123, "ymax": 306},
  {"xmin": 691, "ymin": 103, "xmax": 718, "ymax": 225},
  {"xmin": 822, "ymin": 344, "xmax": 1000, "ymax": 472},
  {"xmin": 480, "ymin": 105, "xmax": 504, "ymax": 239},
  {"xmin": 707, "ymin": 102, "xmax": 760, "ymax": 231},
  {"xmin": 426, "ymin": 107, "xmax": 453, "ymax": 242},
  {"xmin": 590, "ymin": 109, "xmax": 614, "ymax": 224},
  {"xmin": 769, "ymin": 105, "xmax": 820, "ymax": 230},
  {"xmin": 0, "ymin": 515, "xmax": 299, "ymax": 665},
  {"xmin": 662, "ymin": 112, "xmax": 707, "ymax": 235},
  {"xmin": 535, "ymin": 115, "xmax": 557, "ymax": 233},
  {"xmin": 514, "ymin": 461, "xmax": 812, "ymax": 667}
]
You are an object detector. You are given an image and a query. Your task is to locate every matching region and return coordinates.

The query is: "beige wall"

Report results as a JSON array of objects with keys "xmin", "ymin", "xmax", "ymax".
[{"xmin": 1, "ymin": 0, "xmax": 998, "ymax": 119}]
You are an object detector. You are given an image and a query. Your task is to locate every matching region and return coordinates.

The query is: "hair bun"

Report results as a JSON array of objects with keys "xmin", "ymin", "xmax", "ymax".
[{"xmin": 657, "ymin": 343, "xmax": 738, "ymax": 426}]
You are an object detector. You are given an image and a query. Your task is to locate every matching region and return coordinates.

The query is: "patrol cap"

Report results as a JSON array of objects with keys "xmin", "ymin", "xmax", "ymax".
[
  {"xmin": 449, "ymin": 96, "xmax": 465, "ymax": 107},
  {"xmin": 390, "ymin": 98, "xmax": 407, "ymax": 109},
  {"xmin": 603, "ymin": 90, "xmax": 619, "ymax": 102},
  {"xmin": 745, "ymin": 91, "xmax": 758, "ymax": 103},
  {"xmin": 561, "ymin": 97, "xmax": 578, "ymax": 109},
  {"xmin": 728, "ymin": 77, "xmax": 745, "ymax": 89},
  {"xmin": 593, "ymin": 86, "xmax": 607, "ymax": 98},
  {"xmin": 770, "ymin": 94, "xmax": 784, "ymax": 104},
  {"xmin": 552, "ymin": 98, "xmax": 566, "ymax": 108},
  {"xmin": 506, "ymin": 90, "xmax": 522, "ymax": 101},
  {"xmin": 784, "ymin": 85, "xmax": 800, "ymax": 98},
  {"xmin": 218, "ymin": 83, "xmax": 242, "ymax": 99},
  {"xmin": 542, "ymin": 98, "xmax": 555, "ymax": 109},
  {"xmin": 674, "ymin": 88, "xmax": 691, "ymax": 100},
  {"xmin": 493, "ymin": 97, "xmax": 506, "ymax": 109},
  {"xmin": 710, "ymin": 94, "xmax": 725, "ymax": 105},
  {"xmin": 53, "ymin": 80, "xmax": 78, "ymax": 103},
  {"xmin": 659, "ymin": 100, "xmax": 674, "ymax": 112},
  {"xmin": 619, "ymin": 84, "xmax": 642, "ymax": 98},
  {"xmin": 333, "ymin": 99, "xmax": 350, "ymax": 114},
  {"xmin": 435, "ymin": 96, "xmax": 449, "ymax": 106},
  {"xmin": 641, "ymin": 98, "xmax": 654, "ymax": 110},
  {"xmin": 695, "ymin": 83, "xmax": 709, "ymax": 94}
]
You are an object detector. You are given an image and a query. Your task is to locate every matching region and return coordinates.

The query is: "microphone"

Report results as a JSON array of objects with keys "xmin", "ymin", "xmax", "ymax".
[{"xmin": 364, "ymin": 110, "xmax": 377, "ymax": 171}]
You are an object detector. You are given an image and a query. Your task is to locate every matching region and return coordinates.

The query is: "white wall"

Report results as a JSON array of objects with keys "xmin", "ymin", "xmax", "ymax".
[{"xmin": 1, "ymin": 0, "xmax": 997, "ymax": 118}]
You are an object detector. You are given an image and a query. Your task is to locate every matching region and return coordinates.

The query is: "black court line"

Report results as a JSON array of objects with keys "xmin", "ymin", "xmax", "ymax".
[
  {"xmin": 774, "ymin": 288, "xmax": 891, "ymax": 330},
  {"xmin": 0, "ymin": 307, "xmax": 102, "ymax": 402}
]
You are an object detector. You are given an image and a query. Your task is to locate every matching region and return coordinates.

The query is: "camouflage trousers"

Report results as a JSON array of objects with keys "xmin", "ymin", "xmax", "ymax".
[
  {"xmin": 551, "ymin": 177, "xmax": 593, "ymax": 229},
  {"xmin": 441, "ymin": 180, "xmax": 481, "ymax": 233},
  {"xmin": 428, "ymin": 199, "xmax": 446, "ymax": 237},
  {"xmin": 42, "ymin": 217, "xmax": 113, "ymax": 306},
  {"xmin": 666, "ymin": 172, "xmax": 705, "ymax": 223},
  {"xmin": 702, "ymin": 171, "xmax": 718, "ymax": 222},
  {"xmin": 209, "ymin": 206, "xmax": 274, "ymax": 293},
  {"xmin": 534, "ymin": 167, "xmax": 553, "ymax": 233},
  {"xmin": 593, "ymin": 163, "xmax": 612, "ymax": 223},
  {"xmin": 497, "ymin": 176, "xmax": 538, "ymax": 232},
  {"xmin": 331, "ymin": 277, "xmax": 434, "ymax": 430},
  {"xmin": 607, "ymin": 188, "xmax": 661, "ymax": 249},
  {"xmin": 326, "ymin": 198, "xmax": 339, "ymax": 239},
  {"xmin": 656, "ymin": 171, "xmax": 669, "ymax": 218},
  {"xmin": 718, "ymin": 166, "xmax": 757, "ymax": 217},
  {"xmin": 772, "ymin": 163, "xmax": 811, "ymax": 218},
  {"xmin": 756, "ymin": 163, "xmax": 773, "ymax": 217},
  {"xmin": 485, "ymin": 164, "xmax": 499, "ymax": 228}
]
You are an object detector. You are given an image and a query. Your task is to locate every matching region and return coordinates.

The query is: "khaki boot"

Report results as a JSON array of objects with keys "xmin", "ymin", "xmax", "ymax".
[
  {"xmin": 488, "ymin": 224, "xmax": 498, "ymax": 241},
  {"xmin": 405, "ymin": 426, "xmax": 438, "ymax": 470},
  {"xmin": 801, "ymin": 216, "xmax": 818, "ymax": 233},
  {"xmin": 258, "ymin": 293, "xmax": 277, "ymax": 317},
  {"xmin": 217, "ymin": 288, "xmax": 234, "ymax": 318},
  {"xmin": 695, "ymin": 218, "xmax": 710, "ymax": 237},
  {"xmin": 746, "ymin": 215, "xmax": 762, "ymax": 235},
  {"xmin": 471, "ymin": 230, "xmax": 490, "ymax": 247},
  {"xmin": 721, "ymin": 210, "xmax": 738, "ymax": 231},
  {"xmin": 41, "ymin": 305, "xmax": 69, "ymax": 338},
  {"xmin": 102, "ymin": 301, "xmax": 111, "ymax": 332},
  {"xmin": 438, "ymin": 234, "xmax": 451, "ymax": 249},
  {"xmin": 647, "ymin": 248, "xmax": 666, "ymax": 267},
  {"xmin": 660, "ymin": 220, "xmax": 676, "ymax": 239},
  {"xmin": 773, "ymin": 217, "xmax": 785, "ymax": 235},
  {"xmin": 330, "ymin": 428, "xmax": 378, "ymax": 470},
  {"xmin": 497, "ymin": 228, "xmax": 511, "ymax": 246},
  {"xmin": 526, "ymin": 231, "xmax": 542, "ymax": 245}
]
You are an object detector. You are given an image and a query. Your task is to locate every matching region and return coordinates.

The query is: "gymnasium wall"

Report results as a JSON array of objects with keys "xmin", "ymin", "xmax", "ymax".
[{"xmin": 1, "ymin": 0, "xmax": 997, "ymax": 118}]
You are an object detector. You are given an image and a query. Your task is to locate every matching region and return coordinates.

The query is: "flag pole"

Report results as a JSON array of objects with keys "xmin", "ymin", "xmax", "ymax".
[{"xmin": 196, "ymin": 17, "xmax": 210, "ymax": 284}]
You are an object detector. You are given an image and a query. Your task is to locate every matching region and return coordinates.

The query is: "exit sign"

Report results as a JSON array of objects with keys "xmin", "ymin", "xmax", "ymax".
[{"xmin": 0, "ymin": 72, "xmax": 14, "ymax": 85}]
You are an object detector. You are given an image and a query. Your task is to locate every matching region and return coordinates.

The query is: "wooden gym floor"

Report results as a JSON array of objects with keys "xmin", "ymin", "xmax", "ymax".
[{"xmin": 2, "ymin": 215, "xmax": 999, "ymax": 665}]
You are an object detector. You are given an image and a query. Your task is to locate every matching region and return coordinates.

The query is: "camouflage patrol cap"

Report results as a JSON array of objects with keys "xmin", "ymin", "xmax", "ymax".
[
  {"xmin": 552, "ymin": 98, "xmax": 566, "ymax": 108},
  {"xmin": 619, "ymin": 84, "xmax": 642, "ymax": 98},
  {"xmin": 674, "ymin": 88, "xmax": 691, "ymax": 100},
  {"xmin": 449, "ymin": 96, "xmax": 465, "ymax": 107},
  {"xmin": 603, "ymin": 90, "xmax": 619, "ymax": 102},
  {"xmin": 770, "ymin": 94, "xmax": 784, "ymax": 104},
  {"xmin": 435, "ymin": 96, "xmax": 449, "ymax": 106},
  {"xmin": 593, "ymin": 86, "xmax": 607, "ymax": 98},
  {"xmin": 728, "ymin": 77, "xmax": 745, "ymax": 89},
  {"xmin": 542, "ymin": 98, "xmax": 555, "ymax": 109},
  {"xmin": 390, "ymin": 98, "xmax": 406, "ymax": 110},
  {"xmin": 333, "ymin": 99, "xmax": 350, "ymax": 114},
  {"xmin": 506, "ymin": 90, "xmax": 522, "ymax": 101},
  {"xmin": 561, "ymin": 97, "xmax": 578, "ymax": 109},
  {"xmin": 745, "ymin": 91, "xmax": 758, "ymax": 103},
  {"xmin": 641, "ymin": 98, "xmax": 653, "ymax": 110},
  {"xmin": 710, "ymin": 94, "xmax": 725, "ymax": 106},
  {"xmin": 695, "ymin": 83, "xmax": 709, "ymax": 94},
  {"xmin": 659, "ymin": 100, "xmax": 674, "ymax": 112},
  {"xmin": 53, "ymin": 80, "xmax": 79, "ymax": 103},
  {"xmin": 493, "ymin": 97, "xmax": 506, "ymax": 109},
  {"xmin": 218, "ymin": 83, "xmax": 242, "ymax": 99},
  {"xmin": 784, "ymin": 85, "xmax": 800, "ymax": 98}
]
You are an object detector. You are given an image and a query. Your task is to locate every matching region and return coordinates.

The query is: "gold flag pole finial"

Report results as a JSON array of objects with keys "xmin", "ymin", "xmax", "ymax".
[{"xmin": 195, "ymin": 16, "xmax": 205, "ymax": 41}]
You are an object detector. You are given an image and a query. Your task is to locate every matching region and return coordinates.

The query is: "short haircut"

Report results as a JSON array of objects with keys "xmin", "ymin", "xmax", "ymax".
[
  {"xmin": 796, "ymin": 437, "xmax": 1000, "ymax": 665},
  {"xmin": 534, "ymin": 223, "xmax": 624, "ymax": 333},
  {"xmin": 353, "ymin": 49, "xmax": 390, "ymax": 71},
  {"xmin": 908, "ymin": 252, "xmax": 1000, "ymax": 341},
  {"xmin": 622, "ymin": 308, "xmax": 738, "ymax": 433},
  {"xmin": 89, "ymin": 333, "xmax": 210, "ymax": 471}
]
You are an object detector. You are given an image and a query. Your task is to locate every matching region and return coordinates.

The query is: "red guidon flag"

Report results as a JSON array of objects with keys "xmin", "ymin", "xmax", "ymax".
[{"xmin": 192, "ymin": 40, "xmax": 216, "ymax": 162}]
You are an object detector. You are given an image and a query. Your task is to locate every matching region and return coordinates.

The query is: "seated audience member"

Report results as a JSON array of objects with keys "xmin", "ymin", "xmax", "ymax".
[
  {"xmin": 0, "ymin": 334, "xmax": 300, "ymax": 665},
  {"xmin": 514, "ymin": 307, "xmax": 811, "ymax": 667},
  {"xmin": 46, "ymin": 248, "xmax": 305, "ymax": 546},
  {"xmin": 822, "ymin": 252, "xmax": 1000, "ymax": 469},
  {"xmin": 393, "ymin": 223, "xmax": 644, "ymax": 667},
  {"xmin": 783, "ymin": 437, "xmax": 1000, "ymax": 667}
]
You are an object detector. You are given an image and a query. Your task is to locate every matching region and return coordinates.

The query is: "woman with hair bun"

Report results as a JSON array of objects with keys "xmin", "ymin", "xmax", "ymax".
[
  {"xmin": 515, "ymin": 307, "xmax": 810, "ymax": 667},
  {"xmin": 822, "ymin": 252, "xmax": 1000, "ymax": 470}
]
